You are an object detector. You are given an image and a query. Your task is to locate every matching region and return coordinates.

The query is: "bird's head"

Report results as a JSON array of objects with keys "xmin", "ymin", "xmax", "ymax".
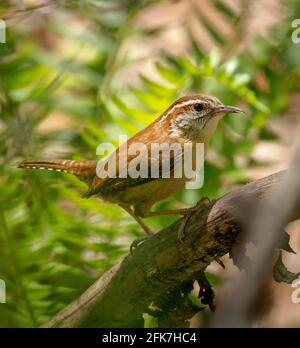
[{"xmin": 160, "ymin": 94, "xmax": 244, "ymax": 142}]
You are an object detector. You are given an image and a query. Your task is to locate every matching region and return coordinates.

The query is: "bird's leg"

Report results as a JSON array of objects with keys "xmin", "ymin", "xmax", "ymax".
[
  {"xmin": 120, "ymin": 204, "xmax": 154, "ymax": 236},
  {"xmin": 120, "ymin": 204, "xmax": 154, "ymax": 254},
  {"xmin": 145, "ymin": 197, "xmax": 211, "ymax": 241}
]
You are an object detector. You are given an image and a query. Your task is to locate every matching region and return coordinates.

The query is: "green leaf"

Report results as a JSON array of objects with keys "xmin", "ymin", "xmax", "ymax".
[
  {"xmin": 155, "ymin": 62, "xmax": 183, "ymax": 84},
  {"xmin": 140, "ymin": 74, "xmax": 176, "ymax": 97},
  {"xmin": 143, "ymin": 313, "xmax": 159, "ymax": 328}
]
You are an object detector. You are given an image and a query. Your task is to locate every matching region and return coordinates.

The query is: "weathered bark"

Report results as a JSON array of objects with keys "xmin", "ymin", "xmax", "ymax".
[
  {"xmin": 43, "ymin": 170, "xmax": 299, "ymax": 328},
  {"xmin": 214, "ymin": 138, "xmax": 300, "ymax": 327}
]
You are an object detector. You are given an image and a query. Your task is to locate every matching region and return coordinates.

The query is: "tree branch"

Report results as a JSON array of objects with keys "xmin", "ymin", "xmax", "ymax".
[
  {"xmin": 214, "ymin": 134, "xmax": 300, "ymax": 327},
  {"xmin": 43, "ymin": 170, "xmax": 299, "ymax": 328}
]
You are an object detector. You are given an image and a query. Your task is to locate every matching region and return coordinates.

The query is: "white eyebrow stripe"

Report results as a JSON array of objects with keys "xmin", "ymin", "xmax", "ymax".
[{"xmin": 160, "ymin": 100, "xmax": 201, "ymax": 121}]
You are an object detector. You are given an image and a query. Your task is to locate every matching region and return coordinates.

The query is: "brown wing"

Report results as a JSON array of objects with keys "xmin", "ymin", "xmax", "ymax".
[{"xmin": 84, "ymin": 120, "xmax": 186, "ymax": 197}]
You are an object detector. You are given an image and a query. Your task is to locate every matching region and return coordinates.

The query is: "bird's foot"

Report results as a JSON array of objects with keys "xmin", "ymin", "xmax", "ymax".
[
  {"xmin": 177, "ymin": 197, "xmax": 211, "ymax": 241},
  {"xmin": 130, "ymin": 223, "xmax": 154, "ymax": 255},
  {"xmin": 130, "ymin": 235, "xmax": 152, "ymax": 255}
]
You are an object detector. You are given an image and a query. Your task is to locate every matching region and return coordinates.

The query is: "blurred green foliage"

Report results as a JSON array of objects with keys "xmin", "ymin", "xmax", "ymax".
[{"xmin": 0, "ymin": 0, "xmax": 300, "ymax": 327}]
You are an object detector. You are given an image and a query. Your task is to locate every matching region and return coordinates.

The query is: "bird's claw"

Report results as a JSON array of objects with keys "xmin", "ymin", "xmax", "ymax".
[{"xmin": 130, "ymin": 236, "xmax": 150, "ymax": 255}]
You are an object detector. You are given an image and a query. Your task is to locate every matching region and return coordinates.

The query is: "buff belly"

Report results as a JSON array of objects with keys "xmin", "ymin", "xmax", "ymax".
[{"xmin": 100, "ymin": 177, "xmax": 187, "ymax": 217}]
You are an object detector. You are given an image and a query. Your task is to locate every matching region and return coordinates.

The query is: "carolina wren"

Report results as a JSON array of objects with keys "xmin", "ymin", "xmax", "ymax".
[{"xmin": 18, "ymin": 95, "xmax": 243, "ymax": 236}]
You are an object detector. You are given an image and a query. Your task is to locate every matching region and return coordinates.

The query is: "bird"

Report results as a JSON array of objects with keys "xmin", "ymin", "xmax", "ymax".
[{"xmin": 17, "ymin": 94, "xmax": 243, "ymax": 238}]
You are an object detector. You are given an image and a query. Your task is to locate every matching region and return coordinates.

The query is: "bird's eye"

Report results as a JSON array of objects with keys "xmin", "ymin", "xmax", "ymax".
[{"xmin": 194, "ymin": 103, "xmax": 204, "ymax": 112}]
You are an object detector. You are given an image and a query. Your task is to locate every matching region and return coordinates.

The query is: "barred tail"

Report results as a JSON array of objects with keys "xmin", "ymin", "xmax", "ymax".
[{"xmin": 17, "ymin": 159, "xmax": 96, "ymax": 179}]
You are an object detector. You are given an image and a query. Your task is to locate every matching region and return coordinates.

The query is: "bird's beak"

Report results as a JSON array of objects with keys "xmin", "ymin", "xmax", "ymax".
[{"xmin": 217, "ymin": 105, "xmax": 245, "ymax": 114}]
